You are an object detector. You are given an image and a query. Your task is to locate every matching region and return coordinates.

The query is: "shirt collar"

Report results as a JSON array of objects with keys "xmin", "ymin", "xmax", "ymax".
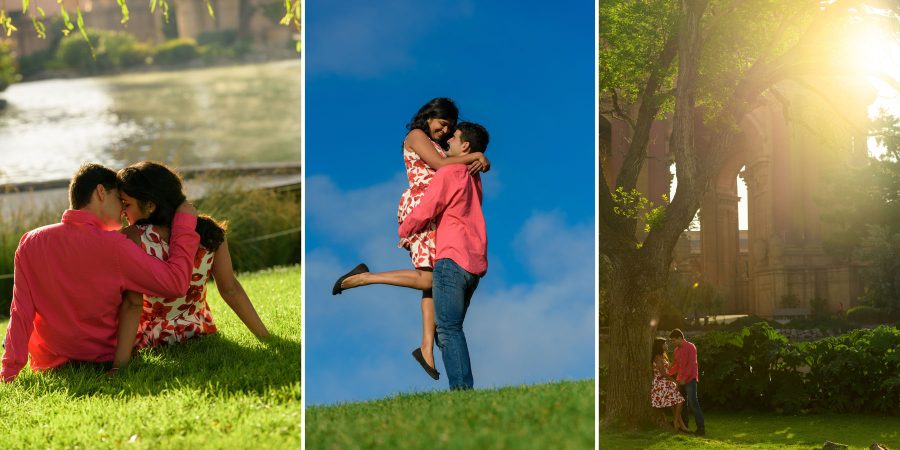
[{"xmin": 61, "ymin": 209, "xmax": 106, "ymax": 228}]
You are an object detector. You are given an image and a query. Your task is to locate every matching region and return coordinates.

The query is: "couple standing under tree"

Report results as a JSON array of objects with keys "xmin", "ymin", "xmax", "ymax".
[
  {"xmin": 650, "ymin": 329, "xmax": 706, "ymax": 436},
  {"xmin": 2, "ymin": 162, "xmax": 269, "ymax": 382},
  {"xmin": 333, "ymin": 98, "xmax": 491, "ymax": 390}
]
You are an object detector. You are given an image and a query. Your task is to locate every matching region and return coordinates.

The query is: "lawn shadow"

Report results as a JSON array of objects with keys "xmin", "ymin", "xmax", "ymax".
[{"xmin": 15, "ymin": 332, "xmax": 301, "ymax": 399}]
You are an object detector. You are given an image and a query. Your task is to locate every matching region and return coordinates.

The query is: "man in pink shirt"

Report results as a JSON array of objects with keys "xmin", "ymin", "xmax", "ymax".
[
  {"xmin": 1, "ymin": 163, "xmax": 200, "ymax": 382},
  {"xmin": 398, "ymin": 122, "xmax": 489, "ymax": 390},
  {"xmin": 668, "ymin": 328, "xmax": 705, "ymax": 435}
]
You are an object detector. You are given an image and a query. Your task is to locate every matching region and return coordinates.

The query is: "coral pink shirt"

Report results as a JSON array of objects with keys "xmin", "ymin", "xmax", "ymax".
[
  {"xmin": 669, "ymin": 339, "xmax": 699, "ymax": 384},
  {"xmin": 1, "ymin": 210, "xmax": 200, "ymax": 382},
  {"xmin": 398, "ymin": 164, "xmax": 487, "ymax": 276}
]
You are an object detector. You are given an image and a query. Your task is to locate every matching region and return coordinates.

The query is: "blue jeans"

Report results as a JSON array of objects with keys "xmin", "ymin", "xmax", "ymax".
[
  {"xmin": 680, "ymin": 380, "xmax": 705, "ymax": 431},
  {"xmin": 432, "ymin": 258, "xmax": 480, "ymax": 390}
]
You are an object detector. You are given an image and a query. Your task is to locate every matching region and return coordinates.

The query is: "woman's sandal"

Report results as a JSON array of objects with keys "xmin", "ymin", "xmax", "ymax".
[
  {"xmin": 332, "ymin": 263, "xmax": 369, "ymax": 295},
  {"xmin": 412, "ymin": 348, "xmax": 440, "ymax": 380}
]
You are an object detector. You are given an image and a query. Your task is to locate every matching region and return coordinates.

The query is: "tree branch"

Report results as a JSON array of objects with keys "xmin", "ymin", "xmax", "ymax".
[
  {"xmin": 614, "ymin": 32, "xmax": 679, "ymax": 196},
  {"xmin": 642, "ymin": 0, "xmax": 709, "ymax": 271}
]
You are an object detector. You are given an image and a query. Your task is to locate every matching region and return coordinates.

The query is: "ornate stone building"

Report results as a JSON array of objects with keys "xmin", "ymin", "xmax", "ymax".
[{"xmin": 602, "ymin": 80, "xmax": 876, "ymax": 317}]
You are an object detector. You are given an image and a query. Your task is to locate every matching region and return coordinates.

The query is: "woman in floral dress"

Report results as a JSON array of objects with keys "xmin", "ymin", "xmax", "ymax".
[
  {"xmin": 332, "ymin": 98, "xmax": 489, "ymax": 380},
  {"xmin": 111, "ymin": 161, "xmax": 269, "ymax": 369},
  {"xmin": 651, "ymin": 337, "xmax": 690, "ymax": 431}
]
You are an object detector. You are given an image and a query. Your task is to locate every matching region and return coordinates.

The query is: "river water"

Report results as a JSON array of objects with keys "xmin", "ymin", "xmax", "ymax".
[{"xmin": 0, "ymin": 59, "xmax": 300, "ymax": 185}]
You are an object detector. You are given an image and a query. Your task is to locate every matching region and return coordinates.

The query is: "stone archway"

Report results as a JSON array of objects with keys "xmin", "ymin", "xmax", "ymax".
[{"xmin": 604, "ymin": 82, "xmax": 874, "ymax": 318}]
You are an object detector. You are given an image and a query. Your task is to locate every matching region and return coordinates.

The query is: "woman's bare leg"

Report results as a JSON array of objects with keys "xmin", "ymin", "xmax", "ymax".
[
  {"xmin": 341, "ymin": 269, "xmax": 432, "ymax": 291},
  {"xmin": 420, "ymin": 289, "xmax": 436, "ymax": 368},
  {"xmin": 339, "ymin": 267, "xmax": 437, "ymax": 369},
  {"xmin": 675, "ymin": 402, "xmax": 689, "ymax": 430}
]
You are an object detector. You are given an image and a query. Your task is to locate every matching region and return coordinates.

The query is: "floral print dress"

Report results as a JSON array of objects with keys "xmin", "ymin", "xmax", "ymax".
[
  {"xmin": 397, "ymin": 139, "xmax": 446, "ymax": 268},
  {"xmin": 650, "ymin": 360, "xmax": 685, "ymax": 408},
  {"xmin": 134, "ymin": 224, "xmax": 217, "ymax": 348}
]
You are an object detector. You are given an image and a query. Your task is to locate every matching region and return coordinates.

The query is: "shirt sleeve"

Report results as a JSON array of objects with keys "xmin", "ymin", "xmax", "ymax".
[
  {"xmin": 117, "ymin": 212, "xmax": 201, "ymax": 298},
  {"xmin": 1, "ymin": 238, "xmax": 36, "ymax": 382},
  {"xmin": 682, "ymin": 344, "xmax": 698, "ymax": 384},
  {"xmin": 398, "ymin": 168, "xmax": 455, "ymax": 238}
]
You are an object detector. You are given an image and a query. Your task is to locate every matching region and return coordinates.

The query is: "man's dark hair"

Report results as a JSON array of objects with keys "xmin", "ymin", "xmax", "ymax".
[
  {"xmin": 669, "ymin": 328, "xmax": 684, "ymax": 340},
  {"xmin": 457, "ymin": 122, "xmax": 490, "ymax": 154},
  {"xmin": 69, "ymin": 163, "xmax": 118, "ymax": 209}
]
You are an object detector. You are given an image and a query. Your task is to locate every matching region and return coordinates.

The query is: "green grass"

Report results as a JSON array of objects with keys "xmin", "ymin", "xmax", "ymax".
[
  {"xmin": 0, "ymin": 265, "xmax": 301, "ymax": 449},
  {"xmin": 601, "ymin": 412, "xmax": 900, "ymax": 449},
  {"xmin": 306, "ymin": 379, "xmax": 595, "ymax": 450}
]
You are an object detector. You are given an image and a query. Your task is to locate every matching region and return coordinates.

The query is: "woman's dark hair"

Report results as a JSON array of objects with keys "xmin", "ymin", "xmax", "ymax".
[
  {"xmin": 117, "ymin": 161, "xmax": 226, "ymax": 251},
  {"xmin": 652, "ymin": 337, "xmax": 667, "ymax": 364},
  {"xmin": 406, "ymin": 98, "xmax": 459, "ymax": 147}
]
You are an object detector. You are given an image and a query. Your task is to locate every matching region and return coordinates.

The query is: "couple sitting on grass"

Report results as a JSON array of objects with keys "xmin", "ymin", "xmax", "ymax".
[
  {"xmin": 1, "ymin": 162, "xmax": 269, "ymax": 383},
  {"xmin": 333, "ymin": 98, "xmax": 490, "ymax": 391},
  {"xmin": 651, "ymin": 329, "xmax": 706, "ymax": 436}
]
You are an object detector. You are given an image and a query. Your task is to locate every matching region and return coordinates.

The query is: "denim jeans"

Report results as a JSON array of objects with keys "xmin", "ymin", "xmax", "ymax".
[
  {"xmin": 432, "ymin": 258, "xmax": 480, "ymax": 390},
  {"xmin": 680, "ymin": 379, "xmax": 705, "ymax": 431}
]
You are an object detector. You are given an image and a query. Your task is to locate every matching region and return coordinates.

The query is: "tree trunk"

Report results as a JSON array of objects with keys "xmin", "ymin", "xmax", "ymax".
[{"xmin": 602, "ymin": 257, "xmax": 664, "ymax": 428}]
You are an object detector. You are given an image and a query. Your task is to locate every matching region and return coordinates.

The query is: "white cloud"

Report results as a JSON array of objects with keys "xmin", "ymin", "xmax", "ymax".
[{"xmin": 305, "ymin": 176, "xmax": 595, "ymax": 404}]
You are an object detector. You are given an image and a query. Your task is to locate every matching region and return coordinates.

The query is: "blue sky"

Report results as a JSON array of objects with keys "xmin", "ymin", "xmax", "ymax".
[{"xmin": 305, "ymin": 0, "xmax": 596, "ymax": 405}]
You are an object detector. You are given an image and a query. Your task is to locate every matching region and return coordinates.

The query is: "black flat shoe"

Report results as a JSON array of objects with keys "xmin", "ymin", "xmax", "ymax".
[
  {"xmin": 332, "ymin": 263, "xmax": 369, "ymax": 295},
  {"xmin": 412, "ymin": 348, "xmax": 440, "ymax": 380}
]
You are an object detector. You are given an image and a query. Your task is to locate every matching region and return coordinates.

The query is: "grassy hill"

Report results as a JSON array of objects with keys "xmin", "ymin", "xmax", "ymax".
[
  {"xmin": 306, "ymin": 379, "xmax": 595, "ymax": 450},
  {"xmin": 0, "ymin": 265, "xmax": 301, "ymax": 449}
]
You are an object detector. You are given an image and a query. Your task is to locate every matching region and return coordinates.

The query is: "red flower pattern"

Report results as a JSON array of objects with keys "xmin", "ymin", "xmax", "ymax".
[
  {"xmin": 650, "ymin": 363, "xmax": 685, "ymax": 408},
  {"xmin": 397, "ymin": 139, "xmax": 445, "ymax": 269},
  {"xmin": 134, "ymin": 225, "xmax": 218, "ymax": 348}
]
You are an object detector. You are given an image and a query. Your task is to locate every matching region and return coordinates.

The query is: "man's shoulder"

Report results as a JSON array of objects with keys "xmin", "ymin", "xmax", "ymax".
[{"xmin": 18, "ymin": 222, "xmax": 65, "ymax": 247}]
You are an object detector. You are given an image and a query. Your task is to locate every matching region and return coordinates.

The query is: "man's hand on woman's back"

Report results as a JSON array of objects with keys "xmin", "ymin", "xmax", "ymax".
[{"xmin": 176, "ymin": 202, "xmax": 198, "ymax": 216}]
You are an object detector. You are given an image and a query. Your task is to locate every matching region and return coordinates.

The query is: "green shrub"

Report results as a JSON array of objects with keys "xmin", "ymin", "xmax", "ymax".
[
  {"xmin": 17, "ymin": 49, "xmax": 56, "ymax": 78},
  {"xmin": 0, "ymin": 39, "xmax": 18, "ymax": 91},
  {"xmin": 57, "ymin": 29, "xmax": 149, "ymax": 74},
  {"xmin": 846, "ymin": 305, "xmax": 884, "ymax": 325},
  {"xmin": 694, "ymin": 323, "xmax": 806, "ymax": 412},
  {"xmin": 196, "ymin": 30, "xmax": 238, "ymax": 47},
  {"xmin": 693, "ymin": 324, "xmax": 900, "ymax": 414},
  {"xmin": 803, "ymin": 326, "xmax": 900, "ymax": 413},
  {"xmin": 58, "ymin": 30, "xmax": 105, "ymax": 73},
  {"xmin": 103, "ymin": 33, "xmax": 151, "ymax": 68},
  {"xmin": 193, "ymin": 179, "xmax": 300, "ymax": 273},
  {"xmin": 153, "ymin": 39, "xmax": 199, "ymax": 66}
]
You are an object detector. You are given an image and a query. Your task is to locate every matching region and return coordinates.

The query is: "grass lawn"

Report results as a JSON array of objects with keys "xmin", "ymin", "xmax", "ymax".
[
  {"xmin": 306, "ymin": 379, "xmax": 595, "ymax": 450},
  {"xmin": 0, "ymin": 265, "xmax": 301, "ymax": 449},
  {"xmin": 601, "ymin": 412, "xmax": 900, "ymax": 449}
]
